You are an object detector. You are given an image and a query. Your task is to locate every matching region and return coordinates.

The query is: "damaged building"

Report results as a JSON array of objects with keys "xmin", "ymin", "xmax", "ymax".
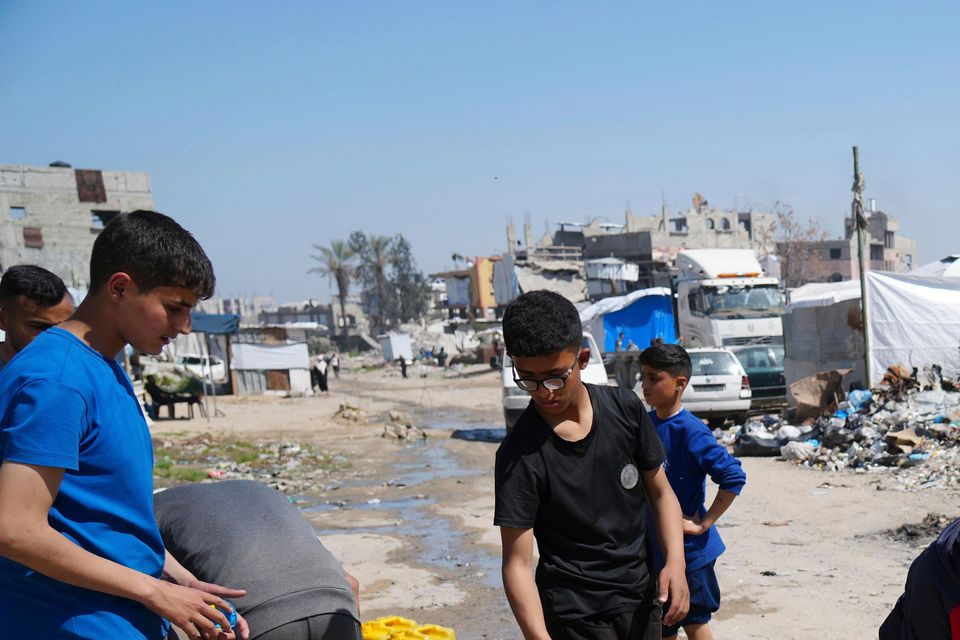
[
  {"xmin": 0, "ymin": 162, "xmax": 155, "ymax": 287},
  {"xmin": 778, "ymin": 203, "xmax": 918, "ymax": 285},
  {"xmin": 505, "ymin": 194, "xmax": 776, "ymax": 302}
]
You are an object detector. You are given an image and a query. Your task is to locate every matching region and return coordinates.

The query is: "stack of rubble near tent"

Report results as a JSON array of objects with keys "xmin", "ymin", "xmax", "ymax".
[{"xmin": 727, "ymin": 364, "xmax": 960, "ymax": 487}]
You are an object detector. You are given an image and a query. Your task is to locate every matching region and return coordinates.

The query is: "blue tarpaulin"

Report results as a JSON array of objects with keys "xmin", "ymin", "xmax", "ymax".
[
  {"xmin": 190, "ymin": 313, "xmax": 240, "ymax": 335},
  {"xmin": 580, "ymin": 288, "xmax": 677, "ymax": 352}
]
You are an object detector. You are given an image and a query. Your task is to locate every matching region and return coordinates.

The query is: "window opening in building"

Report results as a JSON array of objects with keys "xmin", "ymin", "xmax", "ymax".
[
  {"xmin": 9, "ymin": 207, "xmax": 26, "ymax": 220},
  {"xmin": 720, "ymin": 218, "xmax": 731, "ymax": 231},
  {"xmin": 91, "ymin": 210, "xmax": 121, "ymax": 230},
  {"xmin": 829, "ymin": 248, "xmax": 842, "ymax": 260}
]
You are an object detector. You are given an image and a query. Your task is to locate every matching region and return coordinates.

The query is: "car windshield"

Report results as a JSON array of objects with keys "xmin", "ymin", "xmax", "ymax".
[
  {"xmin": 736, "ymin": 346, "xmax": 784, "ymax": 370},
  {"xmin": 690, "ymin": 351, "xmax": 741, "ymax": 376},
  {"xmin": 702, "ymin": 284, "xmax": 783, "ymax": 319}
]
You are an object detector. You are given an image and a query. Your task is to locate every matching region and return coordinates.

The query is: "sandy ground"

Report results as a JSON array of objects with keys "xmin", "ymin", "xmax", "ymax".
[{"xmin": 153, "ymin": 366, "xmax": 960, "ymax": 640}]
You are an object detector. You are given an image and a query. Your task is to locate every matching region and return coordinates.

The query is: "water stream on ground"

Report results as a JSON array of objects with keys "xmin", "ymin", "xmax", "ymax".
[{"xmin": 304, "ymin": 416, "xmax": 506, "ymax": 591}]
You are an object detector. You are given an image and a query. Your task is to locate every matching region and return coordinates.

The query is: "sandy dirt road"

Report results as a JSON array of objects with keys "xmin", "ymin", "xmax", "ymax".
[{"xmin": 152, "ymin": 367, "xmax": 960, "ymax": 639}]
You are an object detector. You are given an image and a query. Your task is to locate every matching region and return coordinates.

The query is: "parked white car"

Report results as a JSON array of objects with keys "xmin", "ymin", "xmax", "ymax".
[
  {"xmin": 633, "ymin": 347, "xmax": 751, "ymax": 427},
  {"xmin": 501, "ymin": 332, "xmax": 608, "ymax": 431},
  {"xmin": 175, "ymin": 354, "xmax": 227, "ymax": 383}
]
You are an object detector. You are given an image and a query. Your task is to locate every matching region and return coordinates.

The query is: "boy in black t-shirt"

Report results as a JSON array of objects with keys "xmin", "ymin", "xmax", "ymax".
[{"xmin": 495, "ymin": 290, "xmax": 689, "ymax": 640}]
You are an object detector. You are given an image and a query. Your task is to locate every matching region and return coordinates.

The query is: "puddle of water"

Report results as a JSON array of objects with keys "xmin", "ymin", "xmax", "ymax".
[
  {"xmin": 306, "ymin": 440, "xmax": 502, "ymax": 588},
  {"xmin": 391, "ymin": 442, "xmax": 483, "ymax": 486},
  {"xmin": 303, "ymin": 496, "xmax": 436, "ymax": 513}
]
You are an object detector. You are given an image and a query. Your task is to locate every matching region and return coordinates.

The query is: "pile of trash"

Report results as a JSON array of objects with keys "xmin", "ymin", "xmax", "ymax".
[{"xmin": 726, "ymin": 364, "xmax": 960, "ymax": 488}]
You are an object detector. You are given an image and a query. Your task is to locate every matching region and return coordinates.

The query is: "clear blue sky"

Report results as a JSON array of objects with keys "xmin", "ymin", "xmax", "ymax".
[{"xmin": 2, "ymin": 2, "xmax": 957, "ymax": 302}]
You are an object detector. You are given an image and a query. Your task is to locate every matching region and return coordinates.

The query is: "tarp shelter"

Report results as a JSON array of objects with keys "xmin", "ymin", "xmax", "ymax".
[
  {"xmin": 231, "ymin": 342, "xmax": 311, "ymax": 395},
  {"xmin": 579, "ymin": 288, "xmax": 677, "ymax": 352},
  {"xmin": 783, "ymin": 272, "xmax": 960, "ymax": 390},
  {"xmin": 910, "ymin": 255, "xmax": 960, "ymax": 277},
  {"xmin": 191, "ymin": 313, "xmax": 240, "ymax": 335},
  {"xmin": 188, "ymin": 313, "xmax": 239, "ymax": 419}
]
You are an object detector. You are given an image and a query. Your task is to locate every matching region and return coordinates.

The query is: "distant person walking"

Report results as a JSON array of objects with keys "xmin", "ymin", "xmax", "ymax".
[
  {"xmin": 398, "ymin": 357, "xmax": 408, "ymax": 379},
  {"xmin": 313, "ymin": 356, "xmax": 328, "ymax": 393},
  {"xmin": 329, "ymin": 353, "xmax": 340, "ymax": 379}
]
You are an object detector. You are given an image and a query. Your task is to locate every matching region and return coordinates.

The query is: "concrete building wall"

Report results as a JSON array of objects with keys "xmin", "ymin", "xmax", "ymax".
[
  {"xmin": 0, "ymin": 164, "xmax": 154, "ymax": 287},
  {"xmin": 624, "ymin": 207, "xmax": 775, "ymax": 260},
  {"xmin": 782, "ymin": 211, "xmax": 918, "ymax": 285}
]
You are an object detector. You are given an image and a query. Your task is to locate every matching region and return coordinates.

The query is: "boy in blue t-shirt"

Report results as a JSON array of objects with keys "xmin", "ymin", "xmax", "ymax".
[
  {"xmin": 638, "ymin": 344, "xmax": 746, "ymax": 640},
  {"xmin": 0, "ymin": 211, "xmax": 247, "ymax": 640}
]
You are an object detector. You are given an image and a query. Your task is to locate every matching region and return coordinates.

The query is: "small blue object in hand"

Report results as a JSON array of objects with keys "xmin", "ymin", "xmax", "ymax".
[{"xmin": 211, "ymin": 601, "xmax": 238, "ymax": 630}]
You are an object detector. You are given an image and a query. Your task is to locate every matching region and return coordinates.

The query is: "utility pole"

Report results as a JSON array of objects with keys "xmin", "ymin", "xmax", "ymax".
[{"xmin": 852, "ymin": 146, "xmax": 873, "ymax": 388}]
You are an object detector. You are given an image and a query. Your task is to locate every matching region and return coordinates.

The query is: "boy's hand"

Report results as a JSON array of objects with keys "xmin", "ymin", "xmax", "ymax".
[
  {"xmin": 682, "ymin": 513, "xmax": 708, "ymax": 536},
  {"xmin": 658, "ymin": 561, "xmax": 690, "ymax": 627},
  {"xmin": 145, "ymin": 579, "xmax": 238, "ymax": 640}
]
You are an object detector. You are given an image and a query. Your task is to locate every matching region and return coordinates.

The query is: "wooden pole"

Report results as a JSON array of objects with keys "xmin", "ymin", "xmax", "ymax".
[{"xmin": 852, "ymin": 146, "xmax": 874, "ymax": 388}]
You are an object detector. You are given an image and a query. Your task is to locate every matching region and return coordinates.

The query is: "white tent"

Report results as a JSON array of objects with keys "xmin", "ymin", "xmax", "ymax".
[
  {"xmin": 910, "ymin": 255, "xmax": 960, "ymax": 278},
  {"xmin": 783, "ymin": 272, "xmax": 960, "ymax": 387}
]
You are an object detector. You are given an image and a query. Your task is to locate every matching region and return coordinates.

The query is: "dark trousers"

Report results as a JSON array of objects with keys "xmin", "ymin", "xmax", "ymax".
[
  {"xmin": 544, "ymin": 604, "xmax": 662, "ymax": 640},
  {"xmin": 255, "ymin": 613, "xmax": 361, "ymax": 640}
]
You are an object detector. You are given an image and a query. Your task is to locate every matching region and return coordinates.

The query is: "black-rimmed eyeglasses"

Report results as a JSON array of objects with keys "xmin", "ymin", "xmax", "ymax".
[{"xmin": 512, "ymin": 351, "xmax": 582, "ymax": 392}]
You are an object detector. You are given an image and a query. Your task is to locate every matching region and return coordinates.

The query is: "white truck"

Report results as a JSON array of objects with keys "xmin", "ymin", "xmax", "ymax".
[{"xmin": 674, "ymin": 249, "xmax": 783, "ymax": 348}]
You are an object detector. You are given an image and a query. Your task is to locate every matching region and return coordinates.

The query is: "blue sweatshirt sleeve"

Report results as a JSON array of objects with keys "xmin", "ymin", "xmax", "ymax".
[{"xmin": 687, "ymin": 424, "xmax": 747, "ymax": 494}]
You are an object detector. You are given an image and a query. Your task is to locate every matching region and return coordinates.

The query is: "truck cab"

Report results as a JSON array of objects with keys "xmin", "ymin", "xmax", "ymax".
[{"xmin": 675, "ymin": 249, "xmax": 784, "ymax": 347}]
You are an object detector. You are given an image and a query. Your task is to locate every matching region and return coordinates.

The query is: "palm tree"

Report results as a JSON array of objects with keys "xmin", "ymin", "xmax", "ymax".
[
  {"xmin": 309, "ymin": 239, "xmax": 355, "ymax": 338},
  {"xmin": 366, "ymin": 235, "xmax": 393, "ymax": 330}
]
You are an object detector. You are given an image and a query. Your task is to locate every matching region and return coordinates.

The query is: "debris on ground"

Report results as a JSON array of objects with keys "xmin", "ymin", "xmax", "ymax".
[
  {"xmin": 724, "ymin": 363, "xmax": 960, "ymax": 489},
  {"xmin": 334, "ymin": 404, "xmax": 368, "ymax": 422},
  {"xmin": 153, "ymin": 433, "xmax": 351, "ymax": 494},
  {"xmin": 383, "ymin": 422, "xmax": 427, "ymax": 440},
  {"xmin": 884, "ymin": 513, "xmax": 954, "ymax": 545}
]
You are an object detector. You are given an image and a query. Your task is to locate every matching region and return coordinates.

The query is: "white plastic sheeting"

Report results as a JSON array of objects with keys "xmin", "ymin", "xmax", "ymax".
[
  {"xmin": 231, "ymin": 342, "xmax": 309, "ymax": 371},
  {"xmin": 782, "ymin": 272, "xmax": 960, "ymax": 387},
  {"xmin": 910, "ymin": 255, "xmax": 960, "ymax": 277},
  {"xmin": 786, "ymin": 280, "xmax": 860, "ymax": 311},
  {"xmin": 867, "ymin": 272, "xmax": 960, "ymax": 386}
]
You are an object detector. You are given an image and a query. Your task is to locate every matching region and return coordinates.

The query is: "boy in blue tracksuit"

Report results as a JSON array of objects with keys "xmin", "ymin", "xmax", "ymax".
[{"xmin": 639, "ymin": 344, "xmax": 746, "ymax": 640}]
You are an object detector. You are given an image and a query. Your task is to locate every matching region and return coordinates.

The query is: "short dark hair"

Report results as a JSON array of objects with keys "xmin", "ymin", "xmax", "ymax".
[
  {"xmin": 639, "ymin": 343, "xmax": 692, "ymax": 379},
  {"xmin": 0, "ymin": 265, "xmax": 69, "ymax": 307},
  {"xmin": 89, "ymin": 210, "xmax": 215, "ymax": 298},
  {"xmin": 502, "ymin": 290, "xmax": 582, "ymax": 357}
]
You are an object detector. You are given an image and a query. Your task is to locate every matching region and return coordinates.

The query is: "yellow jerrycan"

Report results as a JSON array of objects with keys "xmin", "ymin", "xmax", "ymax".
[{"xmin": 412, "ymin": 623, "xmax": 456, "ymax": 639}]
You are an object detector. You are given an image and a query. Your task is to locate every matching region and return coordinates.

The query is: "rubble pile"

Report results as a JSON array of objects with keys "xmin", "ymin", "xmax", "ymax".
[
  {"xmin": 728, "ymin": 364, "xmax": 960, "ymax": 488},
  {"xmin": 383, "ymin": 410, "xmax": 428, "ymax": 440},
  {"xmin": 153, "ymin": 433, "xmax": 352, "ymax": 494},
  {"xmin": 334, "ymin": 404, "xmax": 368, "ymax": 422}
]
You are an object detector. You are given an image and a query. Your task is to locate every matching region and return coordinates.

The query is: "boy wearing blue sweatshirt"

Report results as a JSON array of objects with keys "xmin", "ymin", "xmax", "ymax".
[{"xmin": 638, "ymin": 344, "xmax": 746, "ymax": 640}]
